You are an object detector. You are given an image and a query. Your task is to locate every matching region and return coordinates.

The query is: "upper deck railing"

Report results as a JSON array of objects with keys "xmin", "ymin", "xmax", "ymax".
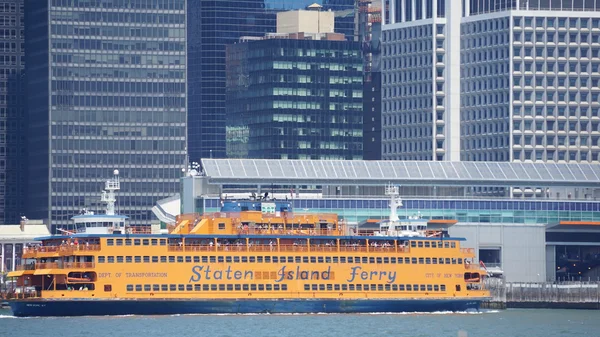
[{"xmin": 23, "ymin": 244, "xmax": 101, "ymax": 257}]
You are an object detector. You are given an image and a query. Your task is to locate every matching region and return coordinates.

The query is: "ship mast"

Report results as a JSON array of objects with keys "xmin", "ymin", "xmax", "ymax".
[
  {"xmin": 101, "ymin": 169, "xmax": 120, "ymax": 216},
  {"xmin": 385, "ymin": 184, "xmax": 402, "ymax": 222}
]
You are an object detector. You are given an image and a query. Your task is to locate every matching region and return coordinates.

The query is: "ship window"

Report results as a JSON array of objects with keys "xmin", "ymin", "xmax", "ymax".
[
  {"xmin": 257, "ymin": 256, "xmax": 263, "ymax": 263},
  {"xmin": 420, "ymin": 285, "xmax": 426, "ymax": 291},
  {"xmin": 151, "ymin": 239, "xmax": 158, "ymax": 246},
  {"xmin": 201, "ymin": 256, "xmax": 208, "ymax": 263},
  {"xmin": 98, "ymin": 256, "xmax": 105, "ymax": 263},
  {"xmin": 349, "ymin": 284, "xmax": 355, "ymax": 291},
  {"xmin": 303, "ymin": 257, "xmax": 309, "ymax": 263},
  {"xmin": 295, "ymin": 257, "xmax": 301, "ymax": 263},
  {"xmin": 116, "ymin": 239, "xmax": 123, "ymax": 246},
  {"xmin": 186, "ymin": 256, "xmax": 192, "ymax": 263},
  {"xmin": 406, "ymin": 285, "xmax": 412, "ymax": 291},
  {"xmin": 217, "ymin": 256, "xmax": 224, "ymax": 263},
  {"xmin": 333, "ymin": 257, "xmax": 338, "ymax": 263},
  {"xmin": 161, "ymin": 285, "xmax": 168, "ymax": 291},
  {"xmin": 249, "ymin": 256, "xmax": 256, "ymax": 263},
  {"xmin": 169, "ymin": 284, "xmax": 176, "ymax": 291},
  {"xmin": 399, "ymin": 285, "xmax": 405, "ymax": 291},
  {"xmin": 108, "ymin": 256, "xmax": 115, "ymax": 263},
  {"xmin": 133, "ymin": 256, "xmax": 140, "ymax": 263},
  {"xmin": 362, "ymin": 257, "xmax": 368, "ymax": 263},
  {"xmin": 160, "ymin": 239, "xmax": 166, "ymax": 246},
  {"xmin": 427, "ymin": 285, "xmax": 433, "ymax": 291},
  {"xmin": 438, "ymin": 258, "xmax": 444, "ymax": 264},
  {"xmin": 143, "ymin": 256, "xmax": 150, "ymax": 263},
  {"xmin": 418, "ymin": 242, "xmax": 424, "ymax": 248},
  {"xmin": 444, "ymin": 242, "xmax": 450, "ymax": 248},
  {"xmin": 265, "ymin": 256, "xmax": 272, "ymax": 263},
  {"xmin": 227, "ymin": 284, "xmax": 234, "ymax": 291},
  {"xmin": 340, "ymin": 257, "xmax": 346, "ymax": 263},
  {"xmin": 325, "ymin": 257, "xmax": 331, "ymax": 263},
  {"xmin": 152, "ymin": 256, "xmax": 158, "ymax": 263},
  {"xmin": 160, "ymin": 256, "xmax": 167, "ymax": 263},
  {"xmin": 186, "ymin": 284, "xmax": 193, "ymax": 291},
  {"xmin": 413, "ymin": 284, "xmax": 419, "ymax": 291},
  {"xmin": 441, "ymin": 285, "xmax": 446, "ymax": 291},
  {"xmin": 258, "ymin": 284, "xmax": 265, "ymax": 291},
  {"xmin": 455, "ymin": 285, "xmax": 461, "ymax": 292},
  {"xmin": 348, "ymin": 257, "xmax": 355, "ymax": 263},
  {"xmin": 434, "ymin": 285, "xmax": 439, "ymax": 291},
  {"xmin": 153, "ymin": 285, "xmax": 159, "ymax": 291},
  {"xmin": 272, "ymin": 256, "xmax": 278, "ymax": 263},
  {"xmin": 383, "ymin": 257, "xmax": 389, "ymax": 264},
  {"xmin": 341, "ymin": 284, "xmax": 348, "ymax": 291},
  {"xmin": 178, "ymin": 284, "xmax": 184, "ymax": 291},
  {"xmin": 411, "ymin": 258, "xmax": 417, "ymax": 264},
  {"xmin": 404, "ymin": 257, "xmax": 410, "ymax": 264},
  {"xmin": 452, "ymin": 258, "xmax": 457, "ymax": 264},
  {"xmin": 125, "ymin": 256, "xmax": 132, "ymax": 263},
  {"xmin": 391, "ymin": 285, "xmax": 397, "ymax": 291},
  {"xmin": 169, "ymin": 256, "xmax": 175, "ymax": 263},
  {"xmin": 312, "ymin": 285, "xmax": 318, "ymax": 291},
  {"xmin": 304, "ymin": 285, "xmax": 310, "ymax": 291},
  {"xmin": 144, "ymin": 285, "xmax": 151, "ymax": 291},
  {"xmin": 458, "ymin": 258, "xmax": 463, "ymax": 264},
  {"xmin": 142, "ymin": 239, "xmax": 149, "ymax": 246},
  {"xmin": 424, "ymin": 242, "xmax": 430, "ymax": 248},
  {"xmin": 310, "ymin": 257, "xmax": 316, "ymax": 263},
  {"xmin": 274, "ymin": 284, "xmax": 280, "ymax": 291},
  {"xmin": 432, "ymin": 258, "xmax": 438, "ymax": 264},
  {"xmin": 425, "ymin": 258, "xmax": 431, "ymax": 264},
  {"xmin": 107, "ymin": 239, "xmax": 114, "ymax": 246},
  {"xmin": 195, "ymin": 285, "xmax": 202, "ymax": 291},
  {"xmin": 241, "ymin": 257, "xmax": 248, "ymax": 263},
  {"xmin": 410, "ymin": 241, "xmax": 417, "ymax": 248},
  {"xmin": 334, "ymin": 284, "xmax": 340, "ymax": 291},
  {"xmin": 438, "ymin": 242, "xmax": 443, "ymax": 248},
  {"xmin": 250, "ymin": 284, "xmax": 257, "ymax": 291},
  {"xmin": 203, "ymin": 285, "xmax": 210, "ymax": 291},
  {"xmin": 177, "ymin": 256, "xmax": 183, "ymax": 263},
  {"xmin": 326, "ymin": 284, "xmax": 332, "ymax": 291},
  {"xmin": 218, "ymin": 223, "xmax": 225, "ymax": 230},
  {"xmin": 218, "ymin": 284, "xmax": 225, "ymax": 291},
  {"xmin": 192, "ymin": 256, "xmax": 199, "ymax": 263},
  {"xmin": 117, "ymin": 256, "xmax": 124, "ymax": 263},
  {"xmin": 225, "ymin": 256, "xmax": 232, "ymax": 263},
  {"xmin": 135, "ymin": 285, "xmax": 142, "ymax": 291},
  {"xmin": 126, "ymin": 285, "xmax": 133, "ymax": 291},
  {"xmin": 397, "ymin": 257, "xmax": 403, "ymax": 264},
  {"xmin": 125, "ymin": 239, "xmax": 132, "ymax": 246},
  {"xmin": 317, "ymin": 257, "xmax": 323, "ymax": 263},
  {"xmin": 378, "ymin": 285, "xmax": 384, "ymax": 291},
  {"xmin": 376, "ymin": 257, "xmax": 382, "ymax": 264},
  {"xmin": 233, "ymin": 257, "xmax": 240, "ymax": 263},
  {"xmin": 451, "ymin": 242, "xmax": 456, "ymax": 248},
  {"xmin": 134, "ymin": 239, "xmax": 141, "ymax": 246},
  {"xmin": 445, "ymin": 258, "xmax": 451, "ymax": 264}
]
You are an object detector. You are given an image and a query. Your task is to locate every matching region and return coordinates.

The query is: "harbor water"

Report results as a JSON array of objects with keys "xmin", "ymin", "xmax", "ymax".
[{"xmin": 1, "ymin": 308, "xmax": 598, "ymax": 337}]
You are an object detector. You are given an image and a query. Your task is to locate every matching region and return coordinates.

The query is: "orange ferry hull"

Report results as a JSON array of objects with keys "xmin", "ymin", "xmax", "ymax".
[{"xmin": 9, "ymin": 298, "xmax": 482, "ymax": 317}]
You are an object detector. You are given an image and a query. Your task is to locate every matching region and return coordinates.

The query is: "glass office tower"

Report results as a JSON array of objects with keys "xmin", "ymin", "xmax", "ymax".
[
  {"xmin": 187, "ymin": 0, "xmax": 356, "ymax": 162},
  {"xmin": 0, "ymin": 0, "xmax": 24, "ymax": 224},
  {"xmin": 25, "ymin": 0, "xmax": 187, "ymax": 228}
]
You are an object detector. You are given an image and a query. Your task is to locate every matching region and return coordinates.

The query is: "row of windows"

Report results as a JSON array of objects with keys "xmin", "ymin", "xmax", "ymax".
[
  {"xmin": 127, "ymin": 283, "xmax": 288, "ymax": 292},
  {"xmin": 125, "ymin": 283, "xmax": 447, "ymax": 293},
  {"xmin": 98, "ymin": 255, "xmax": 464, "ymax": 265}
]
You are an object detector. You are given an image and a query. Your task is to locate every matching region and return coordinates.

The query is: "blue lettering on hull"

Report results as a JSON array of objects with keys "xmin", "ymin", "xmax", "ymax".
[{"xmin": 9, "ymin": 299, "xmax": 481, "ymax": 317}]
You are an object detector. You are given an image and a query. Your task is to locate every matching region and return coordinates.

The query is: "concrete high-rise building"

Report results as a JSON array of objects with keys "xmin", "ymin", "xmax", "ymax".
[
  {"xmin": 0, "ymin": 0, "xmax": 24, "ymax": 224},
  {"xmin": 187, "ymin": 0, "xmax": 355, "ymax": 162},
  {"xmin": 226, "ymin": 10, "xmax": 363, "ymax": 160},
  {"xmin": 381, "ymin": 0, "xmax": 600, "ymax": 164},
  {"xmin": 25, "ymin": 0, "xmax": 187, "ymax": 229}
]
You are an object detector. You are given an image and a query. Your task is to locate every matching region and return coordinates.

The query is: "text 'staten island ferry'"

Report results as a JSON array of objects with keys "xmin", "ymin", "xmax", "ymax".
[{"xmin": 7, "ymin": 172, "xmax": 489, "ymax": 316}]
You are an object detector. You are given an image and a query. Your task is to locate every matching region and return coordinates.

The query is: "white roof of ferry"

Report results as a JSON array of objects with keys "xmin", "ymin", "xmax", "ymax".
[{"xmin": 201, "ymin": 159, "xmax": 600, "ymax": 187}]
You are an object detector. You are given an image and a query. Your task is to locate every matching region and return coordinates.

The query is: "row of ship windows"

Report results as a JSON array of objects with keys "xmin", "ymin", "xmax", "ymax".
[
  {"xmin": 105, "ymin": 239, "xmax": 453, "ymax": 248},
  {"xmin": 125, "ymin": 283, "xmax": 447, "ymax": 292},
  {"xmin": 98, "ymin": 255, "xmax": 464, "ymax": 265}
]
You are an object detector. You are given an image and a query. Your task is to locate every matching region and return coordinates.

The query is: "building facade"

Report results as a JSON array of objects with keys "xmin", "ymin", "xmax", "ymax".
[
  {"xmin": 0, "ymin": 0, "xmax": 24, "ymax": 224},
  {"xmin": 25, "ymin": 0, "xmax": 187, "ymax": 228},
  {"xmin": 187, "ymin": 0, "xmax": 356, "ymax": 162},
  {"xmin": 226, "ymin": 33, "xmax": 364, "ymax": 160},
  {"xmin": 381, "ymin": 0, "xmax": 600, "ymax": 164}
]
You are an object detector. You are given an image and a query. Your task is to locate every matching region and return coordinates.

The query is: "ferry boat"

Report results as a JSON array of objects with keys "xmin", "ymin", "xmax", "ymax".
[{"xmin": 7, "ymin": 172, "xmax": 489, "ymax": 316}]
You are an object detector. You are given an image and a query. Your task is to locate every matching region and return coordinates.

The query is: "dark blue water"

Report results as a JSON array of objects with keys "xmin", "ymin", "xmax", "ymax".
[{"xmin": 1, "ymin": 308, "xmax": 598, "ymax": 337}]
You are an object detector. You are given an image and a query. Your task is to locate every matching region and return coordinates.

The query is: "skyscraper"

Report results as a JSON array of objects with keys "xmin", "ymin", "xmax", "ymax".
[
  {"xmin": 0, "ymin": 0, "xmax": 24, "ymax": 224},
  {"xmin": 381, "ymin": 0, "xmax": 600, "ymax": 164},
  {"xmin": 187, "ymin": 0, "xmax": 356, "ymax": 162},
  {"xmin": 226, "ymin": 11, "xmax": 364, "ymax": 160},
  {"xmin": 25, "ymin": 0, "xmax": 187, "ymax": 229}
]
